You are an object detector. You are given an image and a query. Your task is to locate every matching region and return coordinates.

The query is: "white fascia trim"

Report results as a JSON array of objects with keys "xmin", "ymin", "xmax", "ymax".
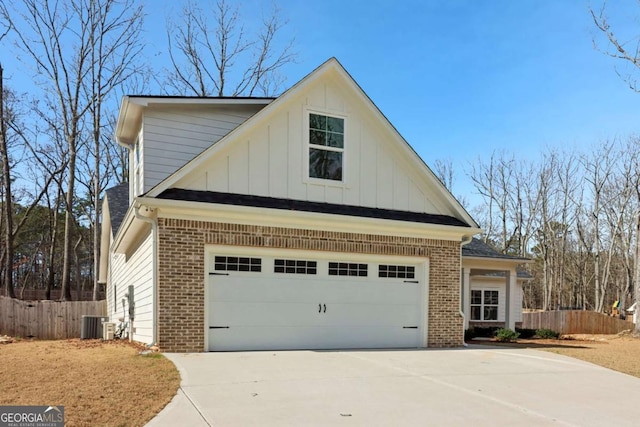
[
  {"xmin": 138, "ymin": 196, "xmax": 481, "ymax": 241},
  {"xmin": 111, "ymin": 199, "xmax": 157, "ymax": 254},
  {"xmin": 126, "ymin": 97, "xmax": 274, "ymax": 107},
  {"xmin": 111, "ymin": 206, "xmax": 135, "ymax": 253}
]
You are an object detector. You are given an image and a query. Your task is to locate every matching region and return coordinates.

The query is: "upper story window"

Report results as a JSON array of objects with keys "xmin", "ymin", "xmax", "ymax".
[{"xmin": 309, "ymin": 113, "xmax": 344, "ymax": 181}]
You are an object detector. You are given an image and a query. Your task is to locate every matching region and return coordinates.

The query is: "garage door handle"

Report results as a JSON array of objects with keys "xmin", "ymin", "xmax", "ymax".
[
  {"xmin": 319, "ymin": 303, "xmax": 322, "ymax": 313},
  {"xmin": 404, "ymin": 280, "xmax": 419, "ymax": 283},
  {"xmin": 323, "ymin": 304, "xmax": 327, "ymax": 313}
]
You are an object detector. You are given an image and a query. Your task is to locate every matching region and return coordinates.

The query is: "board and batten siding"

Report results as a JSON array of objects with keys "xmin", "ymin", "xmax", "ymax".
[
  {"xmin": 172, "ymin": 74, "xmax": 453, "ymax": 216},
  {"xmin": 107, "ymin": 233, "xmax": 154, "ymax": 345},
  {"xmin": 140, "ymin": 105, "xmax": 266, "ymax": 193}
]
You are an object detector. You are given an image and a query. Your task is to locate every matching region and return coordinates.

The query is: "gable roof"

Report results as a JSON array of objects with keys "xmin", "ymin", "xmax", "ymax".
[
  {"xmin": 134, "ymin": 57, "xmax": 479, "ymax": 230},
  {"xmin": 158, "ymin": 188, "xmax": 471, "ymax": 227},
  {"xmin": 104, "ymin": 183, "xmax": 130, "ymax": 235}
]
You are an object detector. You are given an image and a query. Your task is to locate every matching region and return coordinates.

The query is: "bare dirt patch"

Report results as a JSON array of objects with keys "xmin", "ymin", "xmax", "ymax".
[
  {"xmin": 0, "ymin": 338, "xmax": 180, "ymax": 426},
  {"xmin": 475, "ymin": 332, "xmax": 640, "ymax": 378}
]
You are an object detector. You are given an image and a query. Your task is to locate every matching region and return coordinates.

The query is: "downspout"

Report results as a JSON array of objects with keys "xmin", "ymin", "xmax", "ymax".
[
  {"xmin": 134, "ymin": 204, "xmax": 158, "ymax": 347},
  {"xmin": 460, "ymin": 235, "xmax": 474, "ymax": 347}
]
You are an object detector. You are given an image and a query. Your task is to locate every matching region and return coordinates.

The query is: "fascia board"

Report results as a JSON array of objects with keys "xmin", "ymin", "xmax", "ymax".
[
  {"xmin": 462, "ymin": 256, "xmax": 533, "ymax": 270},
  {"xmin": 98, "ymin": 198, "xmax": 112, "ymax": 283},
  {"xmin": 129, "ymin": 97, "xmax": 274, "ymax": 106},
  {"xmin": 138, "ymin": 196, "xmax": 481, "ymax": 241}
]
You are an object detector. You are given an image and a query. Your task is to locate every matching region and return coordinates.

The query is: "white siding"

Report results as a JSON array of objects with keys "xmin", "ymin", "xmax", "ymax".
[
  {"xmin": 469, "ymin": 277, "xmax": 525, "ymax": 324},
  {"xmin": 142, "ymin": 105, "xmax": 265, "ymax": 192},
  {"xmin": 107, "ymin": 233, "xmax": 154, "ymax": 345},
  {"xmin": 172, "ymin": 75, "xmax": 453, "ymax": 216}
]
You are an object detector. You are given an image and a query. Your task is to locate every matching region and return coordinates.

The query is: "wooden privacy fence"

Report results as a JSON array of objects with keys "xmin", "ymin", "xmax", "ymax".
[
  {"xmin": 0, "ymin": 296, "xmax": 107, "ymax": 339},
  {"xmin": 522, "ymin": 310, "xmax": 634, "ymax": 335}
]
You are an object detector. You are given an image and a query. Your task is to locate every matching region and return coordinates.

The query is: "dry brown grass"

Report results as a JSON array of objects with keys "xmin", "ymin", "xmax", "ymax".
[
  {"xmin": 0, "ymin": 338, "xmax": 180, "ymax": 427},
  {"xmin": 478, "ymin": 333, "xmax": 640, "ymax": 378}
]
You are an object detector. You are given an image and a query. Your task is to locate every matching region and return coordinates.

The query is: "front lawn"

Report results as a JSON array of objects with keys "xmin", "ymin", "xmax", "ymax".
[
  {"xmin": 0, "ymin": 338, "xmax": 180, "ymax": 427},
  {"xmin": 475, "ymin": 333, "xmax": 640, "ymax": 378}
]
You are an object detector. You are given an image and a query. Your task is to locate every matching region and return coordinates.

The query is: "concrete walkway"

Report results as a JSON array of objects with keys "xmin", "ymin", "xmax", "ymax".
[{"xmin": 146, "ymin": 346, "xmax": 640, "ymax": 426}]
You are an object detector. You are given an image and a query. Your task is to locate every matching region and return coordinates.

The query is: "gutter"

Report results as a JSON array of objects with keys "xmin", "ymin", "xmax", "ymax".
[{"xmin": 134, "ymin": 204, "xmax": 158, "ymax": 347}]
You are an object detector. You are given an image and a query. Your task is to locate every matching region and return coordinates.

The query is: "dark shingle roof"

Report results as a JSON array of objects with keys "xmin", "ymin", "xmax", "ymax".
[
  {"xmin": 105, "ymin": 183, "xmax": 130, "ymax": 235},
  {"xmin": 157, "ymin": 189, "xmax": 471, "ymax": 228},
  {"xmin": 462, "ymin": 238, "xmax": 529, "ymax": 261}
]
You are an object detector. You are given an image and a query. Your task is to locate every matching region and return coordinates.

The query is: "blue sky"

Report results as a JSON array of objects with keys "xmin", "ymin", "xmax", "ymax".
[
  {"xmin": 147, "ymin": 0, "xmax": 639, "ymax": 193},
  {"xmin": 3, "ymin": 0, "xmax": 639, "ymax": 199}
]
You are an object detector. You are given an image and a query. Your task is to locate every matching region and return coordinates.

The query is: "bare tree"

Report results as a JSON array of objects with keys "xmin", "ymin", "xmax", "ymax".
[
  {"xmin": 469, "ymin": 151, "xmax": 519, "ymax": 252},
  {"xmin": 591, "ymin": 1, "xmax": 640, "ymax": 334},
  {"xmin": 591, "ymin": 2, "xmax": 640, "ymax": 91},
  {"xmin": 1, "ymin": 0, "xmax": 144, "ymax": 300},
  {"xmin": 433, "ymin": 158, "xmax": 468, "ymax": 207},
  {"xmin": 0, "ymin": 64, "xmax": 15, "ymax": 298},
  {"xmin": 83, "ymin": 0, "xmax": 144, "ymax": 300},
  {"xmin": 582, "ymin": 144, "xmax": 616, "ymax": 312},
  {"xmin": 165, "ymin": 0, "xmax": 296, "ymax": 96}
]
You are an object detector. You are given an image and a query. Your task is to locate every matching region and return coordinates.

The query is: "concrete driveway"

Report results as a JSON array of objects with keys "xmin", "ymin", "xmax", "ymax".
[{"xmin": 147, "ymin": 346, "xmax": 640, "ymax": 426}]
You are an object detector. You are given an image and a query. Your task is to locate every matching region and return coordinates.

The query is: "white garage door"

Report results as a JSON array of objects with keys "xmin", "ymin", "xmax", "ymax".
[{"xmin": 207, "ymin": 250, "xmax": 426, "ymax": 351}]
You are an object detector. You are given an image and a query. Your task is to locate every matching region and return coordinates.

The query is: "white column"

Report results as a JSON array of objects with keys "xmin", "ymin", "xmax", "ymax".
[
  {"xmin": 506, "ymin": 270, "xmax": 517, "ymax": 330},
  {"xmin": 462, "ymin": 267, "xmax": 471, "ymax": 330}
]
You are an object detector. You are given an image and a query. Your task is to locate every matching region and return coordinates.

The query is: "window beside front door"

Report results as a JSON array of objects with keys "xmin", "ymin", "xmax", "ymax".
[
  {"xmin": 308, "ymin": 113, "xmax": 344, "ymax": 181},
  {"xmin": 470, "ymin": 289, "xmax": 499, "ymax": 321}
]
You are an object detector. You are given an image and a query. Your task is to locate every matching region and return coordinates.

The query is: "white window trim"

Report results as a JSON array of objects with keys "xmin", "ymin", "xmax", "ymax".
[
  {"xmin": 470, "ymin": 288, "xmax": 500, "ymax": 321},
  {"xmin": 303, "ymin": 108, "xmax": 348, "ymax": 187}
]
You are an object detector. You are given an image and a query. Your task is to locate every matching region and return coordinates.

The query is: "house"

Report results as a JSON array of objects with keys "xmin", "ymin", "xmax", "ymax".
[{"xmin": 99, "ymin": 58, "xmax": 529, "ymax": 352}]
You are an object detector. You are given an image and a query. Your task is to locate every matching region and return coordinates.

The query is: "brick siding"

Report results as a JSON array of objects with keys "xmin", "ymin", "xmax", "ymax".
[{"xmin": 157, "ymin": 218, "xmax": 463, "ymax": 352}]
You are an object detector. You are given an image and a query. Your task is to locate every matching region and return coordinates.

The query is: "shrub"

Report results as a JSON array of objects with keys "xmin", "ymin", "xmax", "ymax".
[
  {"xmin": 515, "ymin": 328, "xmax": 537, "ymax": 339},
  {"xmin": 536, "ymin": 328, "xmax": 560, "ymax": 339},
  {"xmin": 495, "ymin": 328, "xmax": 519, "ymax": 342}
]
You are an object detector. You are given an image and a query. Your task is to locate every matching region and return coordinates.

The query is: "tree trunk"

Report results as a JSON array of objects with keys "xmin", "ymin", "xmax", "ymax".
[
  {"xmin": 60, "ymin": 141, "xmax": 76, "ymax": 301},
  {"xmin": 0, "ymin": 64, "xmax": 15, "ymax": 299}
]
